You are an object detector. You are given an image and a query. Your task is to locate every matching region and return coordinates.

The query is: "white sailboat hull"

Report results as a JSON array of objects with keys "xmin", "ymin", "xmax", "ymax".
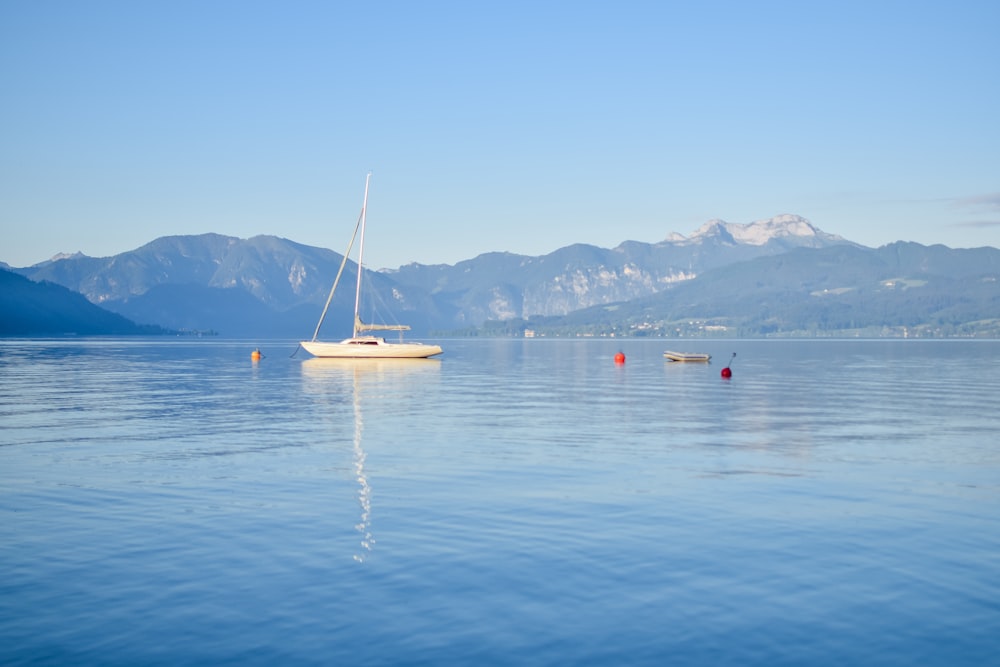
[{"xmin": 301, "ymin": 336, "xmax": 443, "ymax": 359}]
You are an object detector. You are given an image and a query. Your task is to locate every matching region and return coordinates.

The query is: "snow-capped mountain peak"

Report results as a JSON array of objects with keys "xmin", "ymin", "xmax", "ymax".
[
  {"xmin": 667, "ymin": 215, "xmax": 847, "ymax": 247},
  {"xmin": 49, "ymin": 251, "xmax": 87, "ymax": 262}
]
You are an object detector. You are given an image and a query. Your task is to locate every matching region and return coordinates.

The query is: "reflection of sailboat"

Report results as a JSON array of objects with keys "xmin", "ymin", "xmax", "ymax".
[
  {"xmin": 351, "ymin": 372, "xmax": 372, "ymax": 563},
  {"xmin": 302, "ymin": 357, "xmax": 443, "ymax": 376},
  {"xmin": 300, "ymin": 173, "xmax": 443, "ymax": 359},
  {"xmin": 302, "ymin": 358, "xmax": 439, "ymax": 562}
]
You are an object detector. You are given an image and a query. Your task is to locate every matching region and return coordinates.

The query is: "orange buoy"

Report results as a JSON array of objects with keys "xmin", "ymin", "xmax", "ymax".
[
  {"xmin": 614, "ymin": 352, "xmax": 625, "ymax": 365},
  {"xmin": 251, "ymin": 348, "xmax": 262, "ymax": 362}
]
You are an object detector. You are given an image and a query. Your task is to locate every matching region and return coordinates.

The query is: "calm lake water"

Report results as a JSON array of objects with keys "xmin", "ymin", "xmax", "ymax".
[{"xmin": 2, "ymin": 338, "xmax": 999, "ymax": 666}]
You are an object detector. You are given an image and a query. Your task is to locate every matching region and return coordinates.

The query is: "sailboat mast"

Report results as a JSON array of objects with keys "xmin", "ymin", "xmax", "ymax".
[{"xmin": 352, "ymin": 172, "xmax": 372, "ymax": 338}]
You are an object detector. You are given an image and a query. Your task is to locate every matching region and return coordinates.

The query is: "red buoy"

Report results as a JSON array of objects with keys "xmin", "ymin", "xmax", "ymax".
[
  {"xmin": 721, "ymin": 352, "xmax": 735, "ymax": 378},
  {"xmin": 614, "ymin": 352, "xmax": 626, "ymax": 365}
]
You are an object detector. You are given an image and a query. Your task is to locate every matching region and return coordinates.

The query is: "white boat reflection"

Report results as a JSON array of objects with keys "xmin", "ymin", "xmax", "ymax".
[
  {"xmin": 301, "ymin": 356, "xmax": 442, "ymax": 378},
  {"xmin": 301, "ymin": 357, "xmax": 440, "ymax": 562}
]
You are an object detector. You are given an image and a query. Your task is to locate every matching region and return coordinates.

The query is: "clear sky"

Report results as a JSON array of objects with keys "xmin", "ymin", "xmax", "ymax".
[{"xmin": 2, "ymin": 1, "xmax": 998, "ymax": 270}]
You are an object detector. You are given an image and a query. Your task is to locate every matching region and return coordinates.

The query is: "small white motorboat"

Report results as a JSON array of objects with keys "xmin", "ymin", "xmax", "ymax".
[{"xmin": 663, "ymin": 350, "xmax": 711, "ymax": 362}]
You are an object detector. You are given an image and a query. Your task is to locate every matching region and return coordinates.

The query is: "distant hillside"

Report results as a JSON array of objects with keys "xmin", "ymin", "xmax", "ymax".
[
  {"xmin": 517, "ymin": 243, "xmax": 1000, "ymax": 338},
  {"xmin": 0, "ymin": 269, "xmax": 169, "ymax": 336}
]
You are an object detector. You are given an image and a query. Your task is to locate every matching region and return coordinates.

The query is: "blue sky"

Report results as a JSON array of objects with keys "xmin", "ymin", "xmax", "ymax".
[{"xmin": 2, "ymin": 1, "xmax": 998, "ymax": 269}]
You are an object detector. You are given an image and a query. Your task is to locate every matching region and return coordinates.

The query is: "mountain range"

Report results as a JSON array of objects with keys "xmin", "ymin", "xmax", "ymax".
[{"xmin": 4, "ymin": 215, "xmax": 999, "ymax": 338}]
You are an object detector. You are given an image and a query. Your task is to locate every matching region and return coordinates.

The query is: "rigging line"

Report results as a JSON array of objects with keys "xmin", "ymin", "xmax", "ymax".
[
  {"xmin": 311, "ymin": 209, "xmax": 365, "ymax": 342},
  {"xmin": 359, "ymin": 278, "xmax": 410, "ymax": 331}
]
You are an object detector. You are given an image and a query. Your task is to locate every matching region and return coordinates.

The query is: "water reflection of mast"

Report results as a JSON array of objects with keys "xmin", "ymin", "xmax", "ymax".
[
  {"xmin": 352, "ymin": 366, "xmax": 372, "ymax": 562},
  {"xmin": 301, "ymin": 357, "xmax": 439, "ymax": 563}
]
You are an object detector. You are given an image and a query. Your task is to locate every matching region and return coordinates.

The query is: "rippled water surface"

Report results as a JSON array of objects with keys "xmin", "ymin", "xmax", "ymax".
[{"xmin": 2, "ymin": 338, "xmax": 999, "ymax": 665}]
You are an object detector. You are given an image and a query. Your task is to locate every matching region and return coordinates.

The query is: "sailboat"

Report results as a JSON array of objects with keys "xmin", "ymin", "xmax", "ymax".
[{"xmin": 300, "ymin": 174, "xmax": 443, "ymax": 359}]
